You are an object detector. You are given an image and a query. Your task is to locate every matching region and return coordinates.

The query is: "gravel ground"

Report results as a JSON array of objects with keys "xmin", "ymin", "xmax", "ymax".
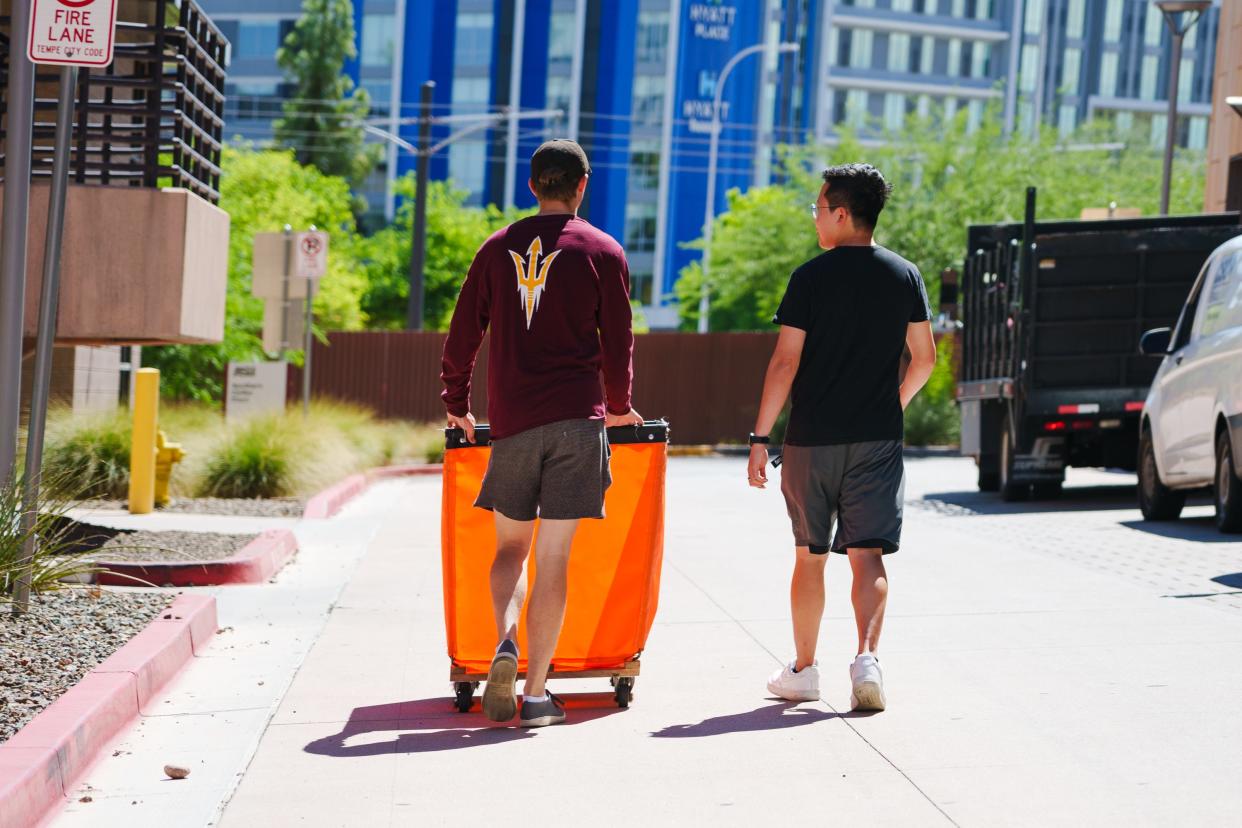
[
  {"xmin": 80, "ymin": 497, "xmax": 305, "ymax": 518},
  {"xmin": 93, "ymin": 529, "xmax": 258, "ymax": 563},
  {"xmin": 0, "ymin": 590, "xmax": 172, "ymax": 742}
]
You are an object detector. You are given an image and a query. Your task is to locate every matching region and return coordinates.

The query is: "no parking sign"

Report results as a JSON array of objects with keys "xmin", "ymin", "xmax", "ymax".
[
  {"xmin": 295, "ymin": 231, "xmax": 329, "ymax": 281},
  {"xmin": 28, "ymin": 0, "xmax": 118, "ymax": 67}
]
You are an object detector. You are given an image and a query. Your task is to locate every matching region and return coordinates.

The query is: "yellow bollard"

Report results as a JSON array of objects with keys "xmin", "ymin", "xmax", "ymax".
[
  {"xmin": 128, "ymin": 368, "xmax": 160, "ymax": 514},
  {"xmin": 154, "ymin": 430, "xmax": 186, "ymax": 507}
]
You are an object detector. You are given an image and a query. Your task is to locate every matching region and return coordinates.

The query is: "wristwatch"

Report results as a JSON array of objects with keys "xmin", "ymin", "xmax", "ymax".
[{"xmin": 748, "ymin": 433, "xmax": 771, "ymax": 446}]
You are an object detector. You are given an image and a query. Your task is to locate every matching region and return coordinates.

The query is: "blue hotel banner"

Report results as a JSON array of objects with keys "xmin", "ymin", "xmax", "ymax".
[{"xmin": 662, "ymin": 1, "xmax": 765, "ymax": 300}]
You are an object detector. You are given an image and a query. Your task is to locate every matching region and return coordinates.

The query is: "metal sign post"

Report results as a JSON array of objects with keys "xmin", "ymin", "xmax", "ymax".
[
  {"xmin": 295, "ymin": 227, "xmax": 328, "ymax": 418},
  {"xmin": 14, "ymin": 0, "xmax": 118, "ymax": 613}
]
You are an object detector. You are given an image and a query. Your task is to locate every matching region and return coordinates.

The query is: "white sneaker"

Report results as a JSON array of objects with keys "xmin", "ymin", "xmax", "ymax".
[
  {"xmin": 849, "ymin": 653, "xmax": 886, "ymax": 711},
  {"xmin": 766, "ymin": 661, "xmax": 820, "ymax": 702}
]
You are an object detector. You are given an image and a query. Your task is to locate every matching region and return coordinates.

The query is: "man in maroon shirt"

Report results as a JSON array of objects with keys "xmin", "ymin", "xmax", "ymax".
[{"xmin": 441, "ymin": 140, "xmax": 641, "ymax": 728}]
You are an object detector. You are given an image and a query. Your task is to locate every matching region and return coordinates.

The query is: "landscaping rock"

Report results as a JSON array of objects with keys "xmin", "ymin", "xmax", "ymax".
[
  {"xmin": 84, "ymin": 497, "xmax": 304, "ymax": 518},
  {"xmin": 163, "ymin": 764, "xmax": 190, "ymax": 779},
  {"xmin": 0, "ymin": 590, "xmax": 170, "ymax": 742},
  {"xmin": 94, "ymin": 530, "xmax": 257, "ymax": 563}
]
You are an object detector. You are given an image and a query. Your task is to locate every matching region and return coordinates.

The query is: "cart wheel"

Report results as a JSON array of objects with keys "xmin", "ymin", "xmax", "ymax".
[
  {"xmin": 614, "ymin": 677, "xmax": 634, "ymax": 708},
  {"xmin": 453, "ymin": 682, "xmax": 474, "ymax": 713}
]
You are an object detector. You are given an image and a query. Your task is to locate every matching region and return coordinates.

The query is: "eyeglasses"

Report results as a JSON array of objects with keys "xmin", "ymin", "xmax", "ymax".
[{"xmin": 809, "ymin": 203, "xmax": 820, "ymax": 219}]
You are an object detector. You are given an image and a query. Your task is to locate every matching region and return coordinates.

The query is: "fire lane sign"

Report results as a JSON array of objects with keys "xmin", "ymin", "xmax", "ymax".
[{"xmin": 28, "ymin": 0, "xmax": 118, "ymax": 67}]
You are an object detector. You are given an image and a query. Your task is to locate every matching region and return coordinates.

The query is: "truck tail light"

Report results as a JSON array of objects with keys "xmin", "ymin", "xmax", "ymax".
[
  {"xmin": 1044, "ymin": 420, "xmax": 1067, "ymax": 432},
  {"xmin": 1072, "ymin": 420, "xmax": 1095, "ymax": 430},
  {"xmin": 1125, "ymin": 401, "xmax": 1145, "ymax": 413}
]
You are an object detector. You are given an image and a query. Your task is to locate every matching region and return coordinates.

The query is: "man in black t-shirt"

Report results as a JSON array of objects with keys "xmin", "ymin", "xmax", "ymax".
[{"xmin": 746, "ymin": 163, "xmax": 936, "ymax": 712}]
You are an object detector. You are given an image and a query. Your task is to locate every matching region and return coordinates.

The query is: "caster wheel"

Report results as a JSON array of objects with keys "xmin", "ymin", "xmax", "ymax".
[
  {"xmin": 613, "ymin": 677, "xmax": 635, "ymax": 708},
  {"xmin": 453, "ymin": 681, "xmax": 475, "ymax": 713}
]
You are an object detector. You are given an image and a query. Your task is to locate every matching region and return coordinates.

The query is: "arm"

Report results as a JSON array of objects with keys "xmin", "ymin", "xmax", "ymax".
[
  {"xmin": 440, "ymin": 254, "xmax": 490, "ymax": 442},
  {"xmin": 899, "ymin": 321, "xmax": 936, "ymax": 410},
  {"xmin": 598, "ymin": 253, "xmax": 642, "ymax": 426},
  {"xmin": 748, "ymin": 325, "xmax": 805, "ymax": 488}
]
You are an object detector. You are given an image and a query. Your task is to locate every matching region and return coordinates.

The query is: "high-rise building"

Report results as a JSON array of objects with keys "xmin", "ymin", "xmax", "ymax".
[{"xmin": 210, "ymin": 0, "xmax": 1220, "ymax": 326}]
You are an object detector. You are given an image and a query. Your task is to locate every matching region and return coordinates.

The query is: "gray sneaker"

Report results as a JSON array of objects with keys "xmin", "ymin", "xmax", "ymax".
[
  {"xmin": 481, "ymin": 640, "xmax": 518, "ymax": 722},
  {"xmin": 519, "ymin": 692, "xmax": 566, "ymax": 728}
]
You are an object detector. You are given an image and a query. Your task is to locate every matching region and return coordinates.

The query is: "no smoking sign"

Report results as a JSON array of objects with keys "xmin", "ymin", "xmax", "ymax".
[{"xmin": 28, "ymin": 0, "xmax": 118, "ymax": 67}]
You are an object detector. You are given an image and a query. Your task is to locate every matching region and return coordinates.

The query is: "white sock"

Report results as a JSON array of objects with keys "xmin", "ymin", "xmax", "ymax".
[{"xmin": 524, "ymin": 694, "xmax": 548, "ymax": 704}]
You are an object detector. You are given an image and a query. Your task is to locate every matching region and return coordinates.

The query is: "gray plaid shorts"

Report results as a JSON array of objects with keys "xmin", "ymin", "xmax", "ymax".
[
  {"xmin": 475, "ymin": 418, "xmax": 612, "ymax": 521},
  {"xmin": 779, "ymin": 440, "xmax": 905, "ymax": 554}
]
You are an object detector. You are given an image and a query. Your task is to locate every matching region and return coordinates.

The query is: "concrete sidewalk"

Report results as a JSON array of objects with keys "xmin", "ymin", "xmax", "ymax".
[{"xmin": 62, "ymin": 458, "xmax": 1242, "ymax": 826}]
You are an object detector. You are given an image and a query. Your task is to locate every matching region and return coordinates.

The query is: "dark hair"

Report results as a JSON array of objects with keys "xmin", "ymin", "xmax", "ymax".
[
  {"xmin": 532, "ymin": 168, "xmax": 583, "ymax": 202},
  {"xmin": 821, "ymin": 163, "xmax": 892, "ymax": 230}
]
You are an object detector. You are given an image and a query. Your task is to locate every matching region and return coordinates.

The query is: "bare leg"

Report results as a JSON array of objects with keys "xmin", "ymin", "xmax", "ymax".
[
  {"xmin": 491, "ymin": 512, "xmax": 535, "ymax": 644},
  {"xmin": 847, "ymin": 548, "xmax": 888, "ymax": 655},
  {"xmin": 523, "ymin": 518, "xmax": 579, "ymax": 697},
  {"xmin": 791, "ymin": 547, "xmax": 828, "ymax": 671}
]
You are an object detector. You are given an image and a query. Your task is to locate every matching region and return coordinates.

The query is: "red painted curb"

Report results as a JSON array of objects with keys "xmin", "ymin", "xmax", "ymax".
[
  {"xmin": 303, "ymin": 463, "xmax": 442, "ymax": 519},
  {"xmin": 90, "ymin": 464, "xmax": 442, "ymax": 588},
  {"xmin": 93, "ymin": 528, "xmax": 298, "ymax": 588},
  {"xmin": 0, "ymin": 593, "xmax": 217, "ymax": 828}
]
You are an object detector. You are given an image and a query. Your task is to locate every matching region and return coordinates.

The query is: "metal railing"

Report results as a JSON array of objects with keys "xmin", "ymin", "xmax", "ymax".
[{"xmin": 0, "ymin": 0, "xmax": 229, "ymax": 203}]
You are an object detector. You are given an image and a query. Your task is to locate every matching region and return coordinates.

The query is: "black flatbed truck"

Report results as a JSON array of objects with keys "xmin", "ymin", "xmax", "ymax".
[{"xmin": 952, "ymin": 188, "xmax": 1241, "ymax": 501}]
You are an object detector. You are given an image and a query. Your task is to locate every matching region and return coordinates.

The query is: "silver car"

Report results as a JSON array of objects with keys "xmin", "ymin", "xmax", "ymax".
[{"xmin": 1138, "ymin": 234, "xmax": 1242, "ymax": 533}]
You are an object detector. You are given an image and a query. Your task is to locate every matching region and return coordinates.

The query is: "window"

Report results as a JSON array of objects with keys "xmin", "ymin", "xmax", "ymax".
[
  {"xmin": 891, "ymin": 0, "xmax": 913, "ymax": 12},
  {"xmin": 888, "ymin": 34, "xmax": 910, "ymax": 72},
  {"xmin": 546, "ymin": 75, "xmax": 573, "ymax": 118},
  {"xmin": 919, "ymin": 36, "xmax": 933, "ymax": 73},
  {"xmin": 361, "ymin": 15, "xmax": 395, "ymax": 67},
  {"xmin": 448, "ymin": 140, "xmax": 487, "ymax": 202},
  {"xmin": 1024, "ymin": 0, "xmax": 1044, "ymax": 35},
  {"xmin": 1061, "ymin": 48, "xmax": 1081, "ymax": 93},
  {"xmin": 1144, "ymin": 5, "xmax": 1163, "ymax": 47},
  {"xmin": 1104, "ymin": 0, "xmax": 1123, "ymax": 42},
  {"xmin": 1057, "ymin": 104, "xmax": 1075, "ymax": 135},
  {"xmin": 967, "ymin": 99, "xmax": 984, "ymax": 131},
  {"xmin": 636, "ymin": 10, "xmax": 669, "ymax": 64},
  {"xmin": 632, "ymin": 75, "xmax": 664, "ymax": 125},
  {"xmin": 1188, "ymin": 116, "xmax": 1208, "ymax": 152},
  {"xmin": 452, "ymin": 76, "xmax": 491, "ymax": 107},
  {"xmin": 884, "ymin": 93, "xmax": 905, "ymax": 131},
  {"xmin": 225, "ymin": 82, "xmax": 283, "ymax": 119},
  {"xmin": 1099, "ymin": 53, "xmax": 1118, "ymax": 97},
  {"xmin": 1066, "ymin": 0, "xmax": 1085, "ymax": 39},
  {"xmin": 624, "ymin": 203, "xmax": 657, "ymax": 253},
  {"xmin": 1139, "ymin": 54, "xmax": 1158, "ymax": 100},
  {"xmin": 849, "ymin": 30, "xmax": 873, "ymax": 69},
  {"xmin": 1198, "ymin": 253, "xmax": 1242, "ymax": 339},
  {"xmin": 238, "ymin": 21, "xmax": 281, "ymax": 58},
  {"xmin": 1178, "ymin": 58, "xmax": 1193, "ymax": 102},
  {"xmin": 948, "ymin": 39, "xmax": 962, "ymax": 77},
  {"xmin": 629, "ymin": 139, "xmax": 660, "ymax": 190},
  {"xmin": 971, "ymin": 42, "xmax": 989, "ymax": 79},
  {"xmin": 549, "ymin": 11, "xmax": 575, "ymax": 66},
  {"xmin": 362, "ymin": 81, "xmax": 392, "ymax": 117},
  {"xmin": 455, "ymin": 12, "xmax": 493, "ymax": 67}
]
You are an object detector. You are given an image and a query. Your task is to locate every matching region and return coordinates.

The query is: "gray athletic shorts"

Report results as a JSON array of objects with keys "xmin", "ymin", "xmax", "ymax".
[
  {"xmin": 779, "ymin": 440, "xmax": 905, "ymax": 554},
  {"xmin": 475, "ymin": 418, "xmax": 612, "ymax": 521}
]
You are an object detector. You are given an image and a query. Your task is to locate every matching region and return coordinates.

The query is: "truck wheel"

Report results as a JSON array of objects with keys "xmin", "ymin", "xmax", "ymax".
[
  {"xmin": 1138, "ymin": 427, "xmax": 1184, "ymax": 521},
  {"xmin": 999, "ymin": 418, "xmax": 1029, "ymax": 502},
  {"xmin": 1214, "ymin": 430, "xmax": 1242, "ymax": 533},
  {"xmin": 977, "ymin": 457, "xmax": 1000, "ymax": 492}
]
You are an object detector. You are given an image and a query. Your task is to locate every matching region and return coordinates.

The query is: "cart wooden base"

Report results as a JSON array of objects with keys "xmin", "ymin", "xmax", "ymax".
[{"xmin": 450, "ymin": 659, "xmax": 641, "ymax": 711}]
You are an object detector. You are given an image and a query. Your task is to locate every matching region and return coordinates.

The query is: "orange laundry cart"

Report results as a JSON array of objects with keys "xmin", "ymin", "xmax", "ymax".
[{"xmin": 442, "ymin": 421, "xmax": 668, "ymax": 710}]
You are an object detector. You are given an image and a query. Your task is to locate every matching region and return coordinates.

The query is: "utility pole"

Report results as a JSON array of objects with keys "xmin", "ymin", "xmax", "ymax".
[
  {"xmin": 407, "ymin": 81, "xmax": 434, "ymax": 330},
  {"xmin": 0, "ymin": 0, "xmax": 37, "ymax": 486},
  {"xmin": 1155, "ymin": 1, "xmax": 1210, "ymax": 216}
]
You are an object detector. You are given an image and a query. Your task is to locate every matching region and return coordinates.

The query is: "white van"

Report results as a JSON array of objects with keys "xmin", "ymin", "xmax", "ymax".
[{"xmin": 1138, "ymin": 234, "xmax": 1242, "ymax": 533}]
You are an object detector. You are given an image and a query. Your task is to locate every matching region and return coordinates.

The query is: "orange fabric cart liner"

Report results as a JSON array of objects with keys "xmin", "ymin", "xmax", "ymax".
[{"xmin": 441, "ymin": 422, "xmax": 667, "ymax": 675}]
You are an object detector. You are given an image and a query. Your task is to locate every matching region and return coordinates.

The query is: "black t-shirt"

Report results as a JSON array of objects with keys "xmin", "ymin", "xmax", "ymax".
[{"xmin": 772, "ymin": 245, "xmax": 931, "ymax": 446}]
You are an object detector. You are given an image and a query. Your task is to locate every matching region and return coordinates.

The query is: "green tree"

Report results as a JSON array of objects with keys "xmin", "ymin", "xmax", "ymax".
[
  {"xmin": 358, "ymin": 176, "xmax": 532, "ymax": 330},
  {"xmin": 679, "ymin": 109, "xmax": 1207, "ymax": 332},
  {"xmin": 274, "ymin": 0, "xmax": 380, "ymax": 200},
  {"xmin": 144, "ymin": 148, "xmax": 370, "ymax": 402}
]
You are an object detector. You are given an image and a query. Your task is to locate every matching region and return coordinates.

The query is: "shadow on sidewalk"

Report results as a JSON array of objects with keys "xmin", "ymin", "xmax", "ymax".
[
  {"xmin": 651, "ymin": 701, "xmax": 837, "ymax": 738},
  {"xmin": 1119, "ymin": 517, "xmax": 1236, "ymax": 543},
  {"xmin": 304, "ymin": 694, "xmax": 625, "ymax": 755}
]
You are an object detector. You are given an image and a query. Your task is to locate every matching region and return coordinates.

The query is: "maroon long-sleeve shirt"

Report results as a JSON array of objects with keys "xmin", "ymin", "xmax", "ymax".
[{"xmin": 441, "ymin": 214, "xmax": 634, "ymax": 440}]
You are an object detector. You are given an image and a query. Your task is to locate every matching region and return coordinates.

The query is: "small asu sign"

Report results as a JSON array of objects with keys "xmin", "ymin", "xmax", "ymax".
[
  {"xmin": 225, "ymin": 362, "xmax": 288, "ymax": 422},
  {"xmin": 28, "ymin": 0, "xmax": 118, "ymax": 67}
]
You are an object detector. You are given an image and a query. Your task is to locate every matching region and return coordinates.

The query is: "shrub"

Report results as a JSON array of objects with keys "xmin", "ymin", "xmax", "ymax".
[
  {"xmin": 0, "ymin": 476, "xmax": 100, "ymax": 600},
  {"xmin": 43, "ymin": 409, "xmax": 132, "ymax": 499},
  {"xmin": 197, "ymin": 415, "xmax": 296, "ymax": 498}
]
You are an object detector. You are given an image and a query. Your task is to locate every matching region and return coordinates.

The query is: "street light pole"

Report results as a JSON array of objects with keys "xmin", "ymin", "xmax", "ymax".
[
  {"xmin": 699, "ymin": 42, "xmax": 800, "ymax": 334},
  {"xmin": 407, "ymin": 80, "xmax": 434, "ymax": 330},
  {"xmin": 1156, "ymin": 1, "xmax": 1210, "ymax": 216}
]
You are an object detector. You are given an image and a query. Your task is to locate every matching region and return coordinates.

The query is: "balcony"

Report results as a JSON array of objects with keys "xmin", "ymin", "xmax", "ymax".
[{"xmin": 0, "ymin": 0, "xmax": 231, "ymax": 345}]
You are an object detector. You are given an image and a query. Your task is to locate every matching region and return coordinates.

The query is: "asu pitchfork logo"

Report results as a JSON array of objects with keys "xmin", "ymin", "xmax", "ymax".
[{"xmin": 509, "ymin": 237, "xmax": 561, "ymax": 329}]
